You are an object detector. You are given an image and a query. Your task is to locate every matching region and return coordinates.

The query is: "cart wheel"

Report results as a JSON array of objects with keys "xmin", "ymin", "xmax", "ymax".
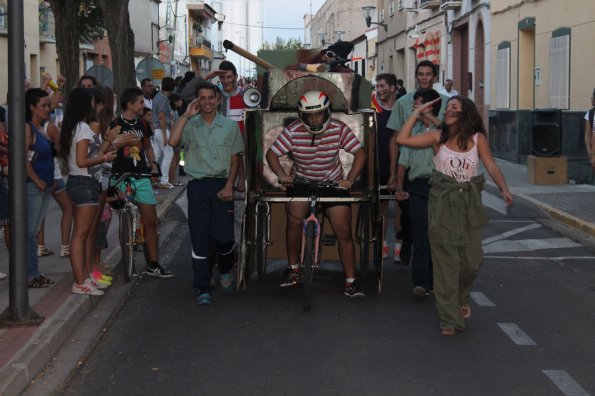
[
  {"xmin": 237, "ymin": 213, "xmax": 249, "ymax": 290},
  {"xmin": 302, "ymin": 221, "xmax": 316, "ymax": 312},
  {"xmin": 255, "ymin": 207, "xmax": 268, "ymax": 283},
  {"xmin": 358, "ymin": 204, "xmax": 370, "ymax": 280},
  {"xmin": 373, "ymin": 215, "xmax": 384, "ymax": 294}
]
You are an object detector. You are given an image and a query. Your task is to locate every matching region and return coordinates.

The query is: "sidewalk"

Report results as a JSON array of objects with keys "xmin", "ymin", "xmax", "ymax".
[
  {"xmin": 0, "ymin": 180, "xmax": 187, "ymax": 396},
  {"xmin": 1, "ymin": 161, "xmax": 595, "ymax": 395},
  {"xmin": 491, "ymin": 159, "xmax": 595, "ymax": 238}
]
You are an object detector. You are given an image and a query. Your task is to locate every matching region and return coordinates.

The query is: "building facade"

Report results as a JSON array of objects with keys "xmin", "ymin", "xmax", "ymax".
[{"xmin": 490, "ymin": 0, "xmax": 595, "ymax": 182}]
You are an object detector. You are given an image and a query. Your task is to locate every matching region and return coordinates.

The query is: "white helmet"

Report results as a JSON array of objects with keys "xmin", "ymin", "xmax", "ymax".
[{"xmin": 297, "ymin": 90, "xmax": 332, "ymax": 135}]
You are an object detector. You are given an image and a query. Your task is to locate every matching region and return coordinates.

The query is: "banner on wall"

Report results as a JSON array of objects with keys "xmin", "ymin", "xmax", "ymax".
[{"xmin": 413, "ymin": 31, "xmax": 441, "ymax": 65}]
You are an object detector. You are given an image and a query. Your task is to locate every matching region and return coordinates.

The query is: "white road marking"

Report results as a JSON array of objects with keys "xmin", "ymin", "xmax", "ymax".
[
  {"xmin": 542, "ymin": 370, "xmax": 591, "ymax": 396},
  {"xmin": 484, "ymin": 256, "xmax": 595, "ymax": 261},
  {"xmin": 482, "ymin": 223, "xmax": 542, "ymax": 245},
  {"xmin": 497, "ymin": 323, "xmax": 537, "ymax": 346},
  {"xmin": 483, "ymin": 238, "xmax": 582, "ymax": 254},
  {"xmin": 470, "ymin": 292, "xmax": 496, "ymax": 307},
  {"xmin": 482, "ymin": 190, "xmax": 508, "ymax": 214}
]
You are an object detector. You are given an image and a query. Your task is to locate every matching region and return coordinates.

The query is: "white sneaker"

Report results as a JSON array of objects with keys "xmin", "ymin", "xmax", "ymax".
[{"xmin": 72, "ymin": 279, "xmax": 104, "ymax": 296}]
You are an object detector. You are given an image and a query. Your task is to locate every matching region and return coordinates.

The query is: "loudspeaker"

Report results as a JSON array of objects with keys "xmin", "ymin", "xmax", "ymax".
[
  {"xmin": 242, "ymin": 88, "xmax": 261, "ymax": 108},
  {"xmin": 531, "ymin": 109, "xmax": 561, "ymax": 157}
]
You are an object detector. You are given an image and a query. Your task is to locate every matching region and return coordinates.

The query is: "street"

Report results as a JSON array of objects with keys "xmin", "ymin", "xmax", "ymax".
[{"xmin": 52, "ymin": 189, "xmax": 595, "ymax": 396}]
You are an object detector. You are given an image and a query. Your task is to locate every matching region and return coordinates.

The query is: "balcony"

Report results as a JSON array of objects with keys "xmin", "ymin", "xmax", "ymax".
[
  {"xmin": 440, "ymin": 0, "xmax": 463, "ymax": 10},
  {"xmin": 189, "ymin": 35, "xmax": 213, "ymax": 59},
  {"xmin": 419, "ymin": 0, "xmax": 441, "ymax": 10}
]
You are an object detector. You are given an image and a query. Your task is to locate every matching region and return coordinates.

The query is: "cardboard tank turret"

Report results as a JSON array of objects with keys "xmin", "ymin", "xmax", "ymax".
[{"xmin": 223, "ymin": 41, "xmax": 382, "ymax": 289}]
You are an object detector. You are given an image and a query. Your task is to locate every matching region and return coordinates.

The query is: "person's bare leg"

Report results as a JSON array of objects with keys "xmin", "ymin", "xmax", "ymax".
[{"xmin": 325, "ymin": 205, "xmax": 356, "ymax": 279}]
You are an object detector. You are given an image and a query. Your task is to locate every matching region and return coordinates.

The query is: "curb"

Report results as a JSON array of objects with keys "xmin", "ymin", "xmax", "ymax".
[
  {"xmin": 516, "ymin": 193, "xmax": 595, "ymax": 238},
  {"xmin": 0, "ymin": 186, "xmax": 186, "ymax": 396}
]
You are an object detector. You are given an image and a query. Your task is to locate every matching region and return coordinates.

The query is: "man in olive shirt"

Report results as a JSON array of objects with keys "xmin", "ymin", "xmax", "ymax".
[
  {"xmin": 387, "ymin": 60, "xmax": 448, "ymax": 298},
  {"xmin": 169, "ymin": 81, "xmax": 243, "ymax": 305}
]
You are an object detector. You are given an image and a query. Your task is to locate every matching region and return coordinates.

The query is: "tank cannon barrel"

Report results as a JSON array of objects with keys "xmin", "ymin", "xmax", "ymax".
[{"xmin": 223, "ymin": 40, "xmax": 277, "ymax": 71}]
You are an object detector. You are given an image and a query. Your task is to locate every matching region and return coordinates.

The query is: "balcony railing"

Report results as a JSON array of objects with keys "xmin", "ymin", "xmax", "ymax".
[{"xmin": 419, "ymin": 0, "xmax": 441, "ymax": 9}]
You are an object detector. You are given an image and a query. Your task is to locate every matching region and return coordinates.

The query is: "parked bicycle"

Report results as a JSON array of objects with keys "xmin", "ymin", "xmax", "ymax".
[{"xmin": 107, "ymin": 171, "xmax": 159, "ymax": 281}]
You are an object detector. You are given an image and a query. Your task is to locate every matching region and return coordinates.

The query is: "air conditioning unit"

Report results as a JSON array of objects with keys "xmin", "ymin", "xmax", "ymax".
[
  {"xmin": 440, "ymin": 0, "xmax": 463, "ymax": 10},
  {"xmin": 398, "ymin": 0, "xmax": 416, "ymax": 11}
]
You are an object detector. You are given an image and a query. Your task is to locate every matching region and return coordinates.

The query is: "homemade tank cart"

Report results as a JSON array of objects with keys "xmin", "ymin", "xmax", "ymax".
[{"xmin": 236, "ymin": 69, "xmax": 384, "ymax": 296}]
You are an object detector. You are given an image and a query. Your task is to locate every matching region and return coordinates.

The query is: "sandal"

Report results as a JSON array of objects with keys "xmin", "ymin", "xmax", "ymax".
[
  {"xmin": 37, "ymin": 245, "xmax": 55, "ymax": 257},
  {"xmin": 28, "ymin": 276, "xmax": 49, "ymax": 288},
  {"xmin": 460, "ymin": 304, "xmax": 471, "ymax": 319},
  {"xmin": 60, "ymin": 244, "xmax": 70, "ymax": 257},
  {"xmin": 39, "ymin": 274, "xmax": 55, "ymax": 285}
]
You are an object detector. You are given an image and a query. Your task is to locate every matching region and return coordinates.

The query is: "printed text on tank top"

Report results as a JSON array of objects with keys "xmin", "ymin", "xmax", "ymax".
[{"xmin": 433, "ymin": 133, "xmax": 479, "ymax": 182}]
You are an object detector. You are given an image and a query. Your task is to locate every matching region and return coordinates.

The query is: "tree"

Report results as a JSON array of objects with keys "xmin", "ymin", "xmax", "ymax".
[
  {"xmin": 261, "ymin": 37, "xmax": 304, "ymax": 51},
  {"xmin": 47, "ymin": 0, "xmax": 83, "ymax": 98},
  {"xmin": 95, "ymin": 0, "xmax": 136, "ymax": 97},
  {"xmin": 48, "ymin": 0, "xmax": 135, "ymax": 102}
]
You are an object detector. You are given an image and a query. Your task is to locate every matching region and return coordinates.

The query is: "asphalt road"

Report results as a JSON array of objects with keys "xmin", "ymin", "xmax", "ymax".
[{"xmin": 59, "ymin": 191, "xmax": 595, "ymax": 396}]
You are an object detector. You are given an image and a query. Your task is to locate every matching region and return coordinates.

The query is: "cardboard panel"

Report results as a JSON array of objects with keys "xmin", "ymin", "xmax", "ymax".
[{"xmin": 527, "ymin": 155, "xmax": 567, "ymax": 185}]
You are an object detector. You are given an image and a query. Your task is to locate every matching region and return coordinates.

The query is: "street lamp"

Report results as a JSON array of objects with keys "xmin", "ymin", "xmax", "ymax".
[
  {"xmin": 361, "ymin": 6, "xmax": 387, "ymax": 31},
  {"xmin": 334, "ymin": 30, "xmax": 345, "ymax": 42}
]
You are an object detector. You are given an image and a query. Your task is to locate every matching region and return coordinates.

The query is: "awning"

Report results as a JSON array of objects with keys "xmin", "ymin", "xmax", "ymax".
[{"xmin": 413, "ymin": 31, "xmax": 440, "ymax": 65}]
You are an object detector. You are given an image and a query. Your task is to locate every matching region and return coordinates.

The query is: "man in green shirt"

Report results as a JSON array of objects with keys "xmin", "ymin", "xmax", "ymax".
[
  {"xmin": 386, "ymin": 60, "xmax": 448, "ymax": 298},
  {"xmin": 169, "ymin": 81, "xmax": 244, "ymax": 305}
]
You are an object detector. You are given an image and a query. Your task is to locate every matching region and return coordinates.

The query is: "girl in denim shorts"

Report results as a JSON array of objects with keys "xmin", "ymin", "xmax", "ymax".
[{"xmin": 62, "ymin": 88, "xmax": 117, "ymax": 296}]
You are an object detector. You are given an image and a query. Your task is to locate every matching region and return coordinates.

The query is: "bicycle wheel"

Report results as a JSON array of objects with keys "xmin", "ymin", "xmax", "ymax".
[
  {"xmin": 120, "ymin": 211, "xmax": 135, "ymax": 282},
  {"xmin": 302, "ymin": 221, "xmax": 317, "ymax": 312}
]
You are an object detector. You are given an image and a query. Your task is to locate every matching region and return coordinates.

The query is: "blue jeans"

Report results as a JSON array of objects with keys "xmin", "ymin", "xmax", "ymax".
[
  {"xmin": 187, "ymin": 178, "xmax": 235, "ymax": 293},
  {"xmin": 27, "ymin": 182, "xmax": 52, "ymax": 280},
  {"xmin": 408, "ymin": 177, "xmax": 433, "ymax": 290}
]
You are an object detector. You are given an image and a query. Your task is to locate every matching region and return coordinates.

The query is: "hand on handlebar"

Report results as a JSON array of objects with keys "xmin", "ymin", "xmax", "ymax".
[
  {"xmin": 278, "ymin": 174, "xmax": 294, "ymax": 187},
  {"xmin": 337, "ymin": 179, "xmax": 353, "ymax": 190}
]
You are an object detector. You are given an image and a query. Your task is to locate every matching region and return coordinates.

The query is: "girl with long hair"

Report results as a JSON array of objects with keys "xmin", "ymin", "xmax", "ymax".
[
  {"xmin": 397, "ymin": 95, "xmax": 513, "ymax": 336},
  {"xmin": 61, "ymin": 87, "xmax": 117, "ymax": 295}
]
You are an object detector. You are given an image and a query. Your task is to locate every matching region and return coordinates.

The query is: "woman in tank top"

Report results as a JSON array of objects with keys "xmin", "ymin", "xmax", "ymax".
[
  {"xmin": 25, "ymin": 89, "xmax": 56, "ymax": 288},
  {"xmin": 397, "ymin": 94, "xmax": 513, "ymax": 336}
]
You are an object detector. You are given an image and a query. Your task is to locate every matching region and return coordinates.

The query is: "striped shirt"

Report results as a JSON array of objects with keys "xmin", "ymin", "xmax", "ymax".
[{"xmin": 270, "ymin": 119, "xmax": 362, "ymax": 182}]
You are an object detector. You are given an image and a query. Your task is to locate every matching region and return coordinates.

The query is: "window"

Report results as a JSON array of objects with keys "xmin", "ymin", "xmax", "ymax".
[
  {"xmin": 495, "ymin": 42, "xmax": 510, "ymax": 109},
  {"xmin": 549, "ymin": 28, "xmax": 570, "ymax": 109}
]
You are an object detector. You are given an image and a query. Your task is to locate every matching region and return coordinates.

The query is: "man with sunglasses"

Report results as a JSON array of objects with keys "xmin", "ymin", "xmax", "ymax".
[{"xmin": 290, "ymin": 41, "xmax": 355, "ymax": 73}]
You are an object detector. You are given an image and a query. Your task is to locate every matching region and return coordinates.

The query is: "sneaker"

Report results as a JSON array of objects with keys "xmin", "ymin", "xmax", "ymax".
[
  {"xmin": 89, "ymin": 277, "xmax": 110, "ymax": 289},
  {"xmin": 280, "ymin": 267, "xmax": 301, "ymax": 287},
  {"xmin": 72, "ymin": 279, "xmax": 104, "ymax": 296},
  {"xmin": 344, "ymin": 281, "xmax": 366, "ymax": 298},
  {"xmin": 412, "ymin": 285, "xmax": 428, "ymax": 297},
  {"xmin": 60, "ymin": 244, "xmax": 70, "ymax": 257},
  {"xmin": 92, "ymin": 269, "xmax": 113, "ymax": 283},
  {"xmin": 382, "ymin": 242, "xmax": 389, "ymax": 259},
  {"xmin": 220, "ymin": 272, "xmax": 234, "ymax": 291},
  {"xmin": 394, "ymin": 242, "xmax": 401, "ymax": 263},
  {"xmin": 196, "ymin": 292, "xmax": 211, "ymax": 305},
  {"xmin": 143, "ymin": 263, "xmax": 174, "ymax": 278}
]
